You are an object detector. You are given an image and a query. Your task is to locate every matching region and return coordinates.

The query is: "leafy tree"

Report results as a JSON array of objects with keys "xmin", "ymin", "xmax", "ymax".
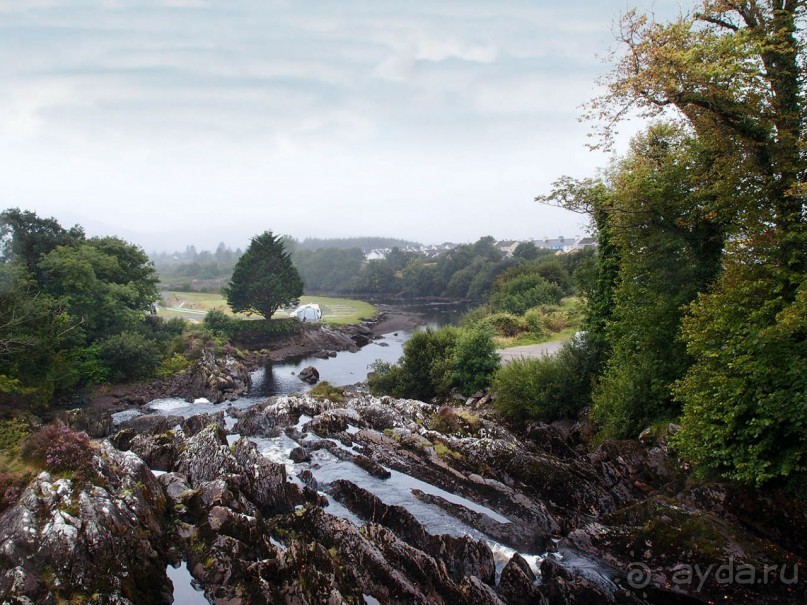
[
  {"xmin": 490, "ymin": 273, "xmax": 564, "ymax": 315},
  {"xmin": 589, "ymin": 124, "xmax": 726, "ymax": 438},
  {"xmin": 38, "ymin": 239, "xmax": 159, "ymax": 341},
  {"xmin": 0, "ymin": 208, "xmax": 85, "ymax": 283},
  {"xmin": 586, "ymin": 1, "xmax": 806, "ymax": 484},
  {"xmin": 225, "ymin": 231, "xmax": 303, "ymax": 319}
]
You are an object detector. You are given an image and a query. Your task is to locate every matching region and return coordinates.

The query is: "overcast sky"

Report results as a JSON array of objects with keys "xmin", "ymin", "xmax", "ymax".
[{"xmin": 0, "ymin": 0, "xmax": 681, "ymax": 252}]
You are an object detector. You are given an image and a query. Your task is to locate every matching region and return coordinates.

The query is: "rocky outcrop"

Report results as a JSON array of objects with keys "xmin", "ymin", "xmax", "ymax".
[
  {"xmin": 184, "ymin": 349, "xmax": 251, "ymax": 403},
  {"xmin": 8, "ymin": 390, "xmax": 807, "ymax": 605},
  {"xmin": 0, "ymin": 442, "xmax": 170, "ymax": 604}
]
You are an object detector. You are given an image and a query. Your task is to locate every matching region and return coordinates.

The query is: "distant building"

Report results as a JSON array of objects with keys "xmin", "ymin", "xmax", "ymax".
[
  {"xmin": 495, "ymin": 240, "xmax": 521, "ymax": 257},
  {"xmin": 533, "ymin": 235, "xmax": 597, "ymax": 253},
  {"xmin": 365, "ymin": 248, "xmax": 390, "ymax": 261}
]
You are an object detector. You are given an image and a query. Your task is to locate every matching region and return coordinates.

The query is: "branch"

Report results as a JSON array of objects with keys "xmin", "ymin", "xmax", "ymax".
[{"xmin": 696, "ymin": 13, "xmax": 740, "ymax": 30}]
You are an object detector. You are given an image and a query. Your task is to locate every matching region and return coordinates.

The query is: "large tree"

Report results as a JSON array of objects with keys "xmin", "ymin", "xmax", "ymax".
[
  {"xmin": 590, "ymin": 0, "xmax": 807, "ymax": 485},
  {"xmin": 224, "ymin": 231, "xmax": 303, "ymax": 319}
]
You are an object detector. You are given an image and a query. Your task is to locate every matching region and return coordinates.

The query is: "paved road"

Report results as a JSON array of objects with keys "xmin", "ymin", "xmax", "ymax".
[{"xmin": 497, "ymin": 339, "xmax": 566, "ymax": 363}]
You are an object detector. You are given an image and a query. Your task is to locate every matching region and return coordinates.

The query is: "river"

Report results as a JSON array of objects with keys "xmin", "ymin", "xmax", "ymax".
[
  {"xmin": 114, "ymin": 301, "xmax": 614, "ymax": 601},
  {"xmin": 254, "ymin": 300, "xmax": 471, "ymax": 397}
]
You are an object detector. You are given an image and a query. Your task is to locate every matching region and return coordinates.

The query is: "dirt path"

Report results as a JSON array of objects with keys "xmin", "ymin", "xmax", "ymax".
[{"xmin": 497, "ymin": 338, "xmax": 566, "ymax": 363}]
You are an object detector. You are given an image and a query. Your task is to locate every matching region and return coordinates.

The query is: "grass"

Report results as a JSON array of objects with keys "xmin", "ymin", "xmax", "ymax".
[{"xmin": 157, "ymin": 292, "xmax": 375, "ymax": 326}]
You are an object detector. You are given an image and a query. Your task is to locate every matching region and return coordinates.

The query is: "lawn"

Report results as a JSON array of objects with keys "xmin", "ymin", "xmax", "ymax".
[{"xmin": 158, "ymin": 292, "xmax": 375, "ymax": 326}]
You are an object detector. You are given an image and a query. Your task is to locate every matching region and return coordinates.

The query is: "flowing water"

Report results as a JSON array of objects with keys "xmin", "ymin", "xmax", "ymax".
[{"xmin": 130, "ymin": 302, "xmax": 614, "ymax": 601}]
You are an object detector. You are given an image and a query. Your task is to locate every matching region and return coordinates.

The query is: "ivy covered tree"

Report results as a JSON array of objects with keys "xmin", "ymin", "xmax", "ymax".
[
  {"xmin": 585, "ymin": 0, "xmax": 806, "ymax": 485},
  {"xmin": 224, "ymin": 231, "xmax": 303, "ymax": 319}
]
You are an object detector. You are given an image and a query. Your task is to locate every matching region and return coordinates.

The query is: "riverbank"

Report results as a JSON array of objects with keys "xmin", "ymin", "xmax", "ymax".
[{"xmin": 85, "ymin": 309, "xmax": 423, "ymax": 415}]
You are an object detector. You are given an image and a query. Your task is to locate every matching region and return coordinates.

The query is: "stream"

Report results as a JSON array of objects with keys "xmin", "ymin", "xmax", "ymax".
[{"xmin": 114, "ymin": 302, "xmax": 615, "ymax": 601}]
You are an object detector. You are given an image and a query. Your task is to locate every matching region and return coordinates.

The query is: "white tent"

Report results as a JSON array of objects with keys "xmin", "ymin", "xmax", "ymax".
[{"xmin": 289, "ymin": 303, "xmax": 322, "ymax": 322}]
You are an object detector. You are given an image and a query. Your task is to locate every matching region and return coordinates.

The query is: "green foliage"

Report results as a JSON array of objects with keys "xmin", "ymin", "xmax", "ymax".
[
  {"xmin": 477, "ymin": 313, "xmax": 526, "ymax": 337},
  {"xmin": 674, "ymin": 241, "xmax": 807, "ymax": 486},
  {"xmin": 493, "ymin": 339, "xmax": 592, "ymax": 423},
  {"xmin": 0, "ymin": 417, "xmax": 30, "ymax": 453},
  {"xmin": 225, "ymin": 231, "xmax": 304, "ymax": 319},
  {"xmin": 368, "ymin": 327, "xmax": 458, "ymax": 400},
  {"xmin": 589, "ymin": 125, "xmax": 725, "ymax": 439},
  {"xmin": 97, "ymin": 331, "xmax": 160, "ymax": 382},
  {"xmin": 452, "ymin": 327, "xmax": 499, "ymax": 394},
  {"xmin": 369, "ymin": 325, "xmax": 499, "ymax": 399},
  {"xmin": 156, "ymin": 353, "xmax": 192, "ymax": 379},
  {"xmin": 490, "ymin": 273, "xmax": 564, "ymax": 315},
  {"xmin": 203, "ymin": 309, "xmax": 237, "ymax": 337},
  {"xmin": 308, "ymin": 381, "xmax": 345, "ymax": 403}
]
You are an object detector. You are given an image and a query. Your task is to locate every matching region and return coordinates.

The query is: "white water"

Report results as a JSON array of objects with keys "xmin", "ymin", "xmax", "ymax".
[{"xmin": 166, "ymin": 561, "xmax": 208, "ymax": 605}]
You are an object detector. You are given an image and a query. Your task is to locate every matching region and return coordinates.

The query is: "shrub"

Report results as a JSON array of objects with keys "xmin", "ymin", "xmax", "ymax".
[
  {"xmin": 308, "ymin": 381, "xmax": 344, "ymax": 403},
  {"xmin": 490, "ymin": 274, "xmax": 565, "ymax": 315},
  {"xmin": 203, "ymin": 309, "xmax": 236, "ymax": 337},
  {"xmin": 523, "ymin": 308, "xmax": 550, "ymax": 337},
  {"xmin": 156, "ymin": 353, "xmax": 192, "ymax": 379},
  {"xmin": 493, "ymin": 339, "xmax": 592, "ymax": 423},
  {"xmin": 368, "ymin": 361, "xmax": 406, "ymax": 397},
  {"xmin": 429, "ymin": 406, "xmax": 481, "ymax": 435},
  {"xmin": 22, "ymin": 423, "xmax": 94, "ymax": 475},
  {"xmin": 0, "ymin": 418, "xmax": 30, "ymax": 453},
  {"xmin": 98, "ymin": 331, "xmax": 160, "ymax": 382},
  {"xmin": 452, "ymin": 327, "xmax": 499, "ymax": 395},
  {"xmin": 0, "ymin": 473, "xmax": 25, "ymax": 513},
  {"xmin": 479, "ymin": 313, "xmax": 526, "ymax": 337}
]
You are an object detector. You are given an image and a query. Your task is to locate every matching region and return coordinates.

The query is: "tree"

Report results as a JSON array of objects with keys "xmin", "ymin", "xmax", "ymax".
[
  {"xmin": 0, "ymin": 208, "xmax": 85, "ymax": 283},
  {"xmin": 588, "ymin": 1, "xmax": 807, "ymax": 484},
  {"xmin": 590, "ymin": 124, "xmax": 726, "ymax": 438},
  {"xmin": 224, "ymin": 231, "xmax": 303, "ymax": 319}
]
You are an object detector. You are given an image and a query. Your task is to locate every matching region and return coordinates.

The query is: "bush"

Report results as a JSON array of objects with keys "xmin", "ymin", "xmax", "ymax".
[
  {"xmin": 368, "ymin": 327, "xmax": 459, "ymax": 400},
  {"xmin": 156, "ymin": 353, "xmax": 192, "ymax": 379},
  {"xmin": 493, "ymin": 339, "xmax": 592, "ymax": 423},
  {"xmin": 0, "ymin": 472, "xmax": 25, "ymax": 513},
  {"xmin": 490, "ymin": 274, "xmax": 565, "ymax": 315},
  {"xmin": 452, "ymin": 327, "xmax": 499, "ymax": 395},
  {"xmin": 22, "ymin": 423, "xmax": 94, "ymax": 475},
  {"xmin": 0, "ymin": 417, "xmax": 31, "ymax": 453},
  {"xmin": 308, "ymin": 381, "xmax": 345, "ymax": 403},
  {"xmin": 203, "ymin": 309, "xmax": 236, "ymax": 337},
  {"xmin": 523, "ymin": 308, "xmax": 550, "ymax": 337},
  {"xmin": 97, "ymin": 331, "xmax": 160, "ymax": 382},
  {"xmin": 478, "ymin": 313, "xmax": 526, "ymax": 337}
]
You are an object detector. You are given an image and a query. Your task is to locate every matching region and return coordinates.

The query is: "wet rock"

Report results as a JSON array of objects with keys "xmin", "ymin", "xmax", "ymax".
[
  {"xmin": 0, "ymin": 442, "xmax": 170, "ymax": 604},
  {"xmin": 411, "ymin": 489, "xmax": 544, "ymax": 553},
  {"xmin": 117, "ymin": 413, "xmax": 183, "ymax": 436},
  {"xmin": 538, "ymin": 557, "xmax": 637, "ymax": 604},
  {"xmin": 498, "ymin": 554, "xmax": 545, "ymax": 605},
  {"xmin": 63, "ymin": 407, "xmax": 114, "ymax": 438},
  {"xmin": 306, "ymin": 439, "xmax": 391, "ymax": 479},
  {"xmin": 289, "ymin": 446, "xmax": 311, "ymax": 463},
  {"xmin": 157, "ymin": 472, "xmax": 193, "ymax": 506},
  {"xmin": 181, "ymin": 411, "xmax": 226, "ymax": 437},
  {"xmin": 329, "ymin": 480, "xmax": 495, "ymax": 586},
  {"xmin": 231, "ymin": 404, "xmax": 282, "ymax": 438},
  {"xmin": 298, "ymin": 365, "xmax": 320, "ymax": 384},
  {"xmin": 524, "ymin": 422, "xmax": 577, "ymax": 459},
  {"xmin": 565, "ymin": 496, "xmax": 807, "ymax": 605},
  {"xmin": 306, "ymin": 410, "xmax": 349, "ymax": 436},
  {"xmin": 129, "ymin": 429, "xmax": 184, "ymax": 471}
]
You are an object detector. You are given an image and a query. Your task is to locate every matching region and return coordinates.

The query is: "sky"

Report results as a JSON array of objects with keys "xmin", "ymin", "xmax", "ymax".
[{"xmin": 0, "ymin": 0, "xmax": 683, "ymax": 252}]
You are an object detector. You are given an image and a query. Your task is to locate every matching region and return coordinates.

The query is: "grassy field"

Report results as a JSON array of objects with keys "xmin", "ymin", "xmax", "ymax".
[{"xmin": 158, "ymin": 292, "xmax": 375, "ymax": 325}]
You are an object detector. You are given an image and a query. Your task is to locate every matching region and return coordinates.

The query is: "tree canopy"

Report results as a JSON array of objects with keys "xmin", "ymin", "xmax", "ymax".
[
  {"xmin": 224, "ymin": 231, "xmax": 304, "ymax": 319},
  {"xmin": 556, "ymin": 0, "xmax": 807, "ymax": 488}
]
